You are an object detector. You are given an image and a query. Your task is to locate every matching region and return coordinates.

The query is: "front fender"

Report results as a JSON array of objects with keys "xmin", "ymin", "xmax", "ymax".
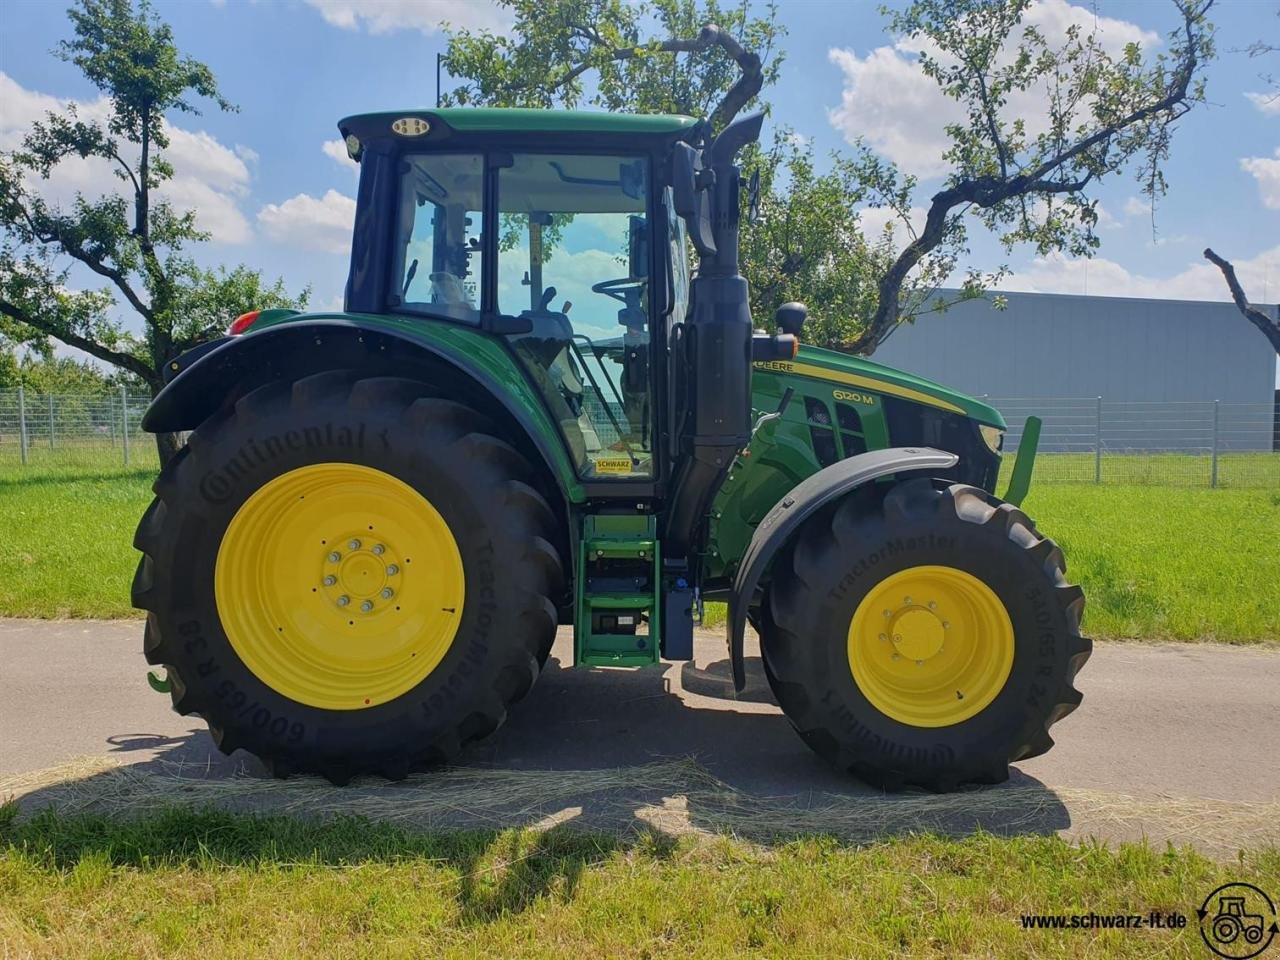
[
  {"xmin": 142, "ymin": 316, "xmax": 585, "ymax": 502},
  {"xmin": 726, "ymin": 446, "xmax": 959, "ymax": 692}
]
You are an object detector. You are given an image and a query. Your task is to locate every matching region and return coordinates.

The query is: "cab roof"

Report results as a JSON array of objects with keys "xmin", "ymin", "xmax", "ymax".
[{"xmin": 340, "ymin": 108, "xmax": 699, "ymax": 142}]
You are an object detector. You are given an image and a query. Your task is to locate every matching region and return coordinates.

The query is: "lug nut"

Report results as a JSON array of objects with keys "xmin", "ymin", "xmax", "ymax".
[
  {"xmin": 893, "ymin": 634, "xmax": 902, "ymax": 642},
  {"xmin": 380, "ymin": 588, "xmax": 393, "ymax": 599},
  {"xmin": 878, "ymin": 633, "xmax": 887, "ymax": 641},
  {"xmin": 360, "ymin": 600, "xmax": 374, "ymax": 613},
  {"xmin": 336, "ymin": 595, "xmax": 350, "ymax": 607},
  {"xmin": 348, "ymin": 539, "xmax": 362, "ymax": 550},
  {"xmin": 323, "ymin": 575, "xmax": 336, "ymax": 586},
  {"xmin": 328, "ymin": 551, "xmax": 342, "ymax": 563},
  {"xmin": 883, "ymin": 609, "xmax": 892, "ymax": 618},
  {"xmin": 928, "ymin": 600, "xmax": 937, "ymax": 610},
  {"xmin": 904, "ymin": 596, "xmax": 912, "ymax": 605},
  {"xmin": 386, "ymin": 564, "xmax": 399, "ymax": 576},
  {"xmin": 892, "ymin": 653, "xmax": 901, "ymax": 661},
  {"xmin": 916, "ymin": 660, "xmax": 923, "ymax": 666},
  {"xmin": 372, "ymin": 544, "xmax": 385, "ymax": 555},
  {"xmin": 942, "ymin": 621, "xmax": 951, "ymax": 630}
]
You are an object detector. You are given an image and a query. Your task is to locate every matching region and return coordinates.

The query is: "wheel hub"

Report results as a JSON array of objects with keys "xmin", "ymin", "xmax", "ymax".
[
  {"xmin": 848, "ymin": 565, "xmax": 1014, "ymax": 728},
  {"xmin": 323, "ymin": 538, "xmax": 399, "ymax": 610},
  {"xmin": 214, "ymin": 463, "xmax": 464, "ymax": 711}
]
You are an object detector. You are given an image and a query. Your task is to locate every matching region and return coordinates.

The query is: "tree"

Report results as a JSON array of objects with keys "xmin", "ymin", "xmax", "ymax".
[
  {"xmin": 850, "ymin": 0, "xmax": 1215, "ymax": 353},
  {"xmin": 1203, "ymin": 248, "xmax": 1280, "ymax": 354},
  {"xmin": 444, "ymin": 0, "xmax": 1213, "ymax": 355},
  {"xmin": 0, "ymin": 0, "xmax": 307, "ymax": 464}
]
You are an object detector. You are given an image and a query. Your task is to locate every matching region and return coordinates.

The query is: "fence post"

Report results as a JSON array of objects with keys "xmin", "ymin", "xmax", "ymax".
[
  {"xmin": 1094, "ymin": 396, "xmax": 1103, "ymax": 484},
  {"xmin": 1210, "ymin": 399, "xmax": 1220, "ymax": 489},
  {"xmin": 121, "ymin": 385, "xmax": 130, "ymax": 467},
  {"xmin": 48, "ymin": 393, "xmax": 56, "ymax": 449},
  {"xmin": 17, "ymin": 386, "xmax": 29, "ymax": 466}
]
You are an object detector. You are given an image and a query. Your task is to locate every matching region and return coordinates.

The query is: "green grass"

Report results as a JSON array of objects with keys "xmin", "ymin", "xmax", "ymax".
[
  {"xmin": 0, "ymin": 464, "xmax": 156, "ymax": 619},
  {"xmin": 1, "ymin": 804, "xmax": 1276, "ymax": 958},
  {"xmin": 2, "ymin": 461, "xmax": 1277, "ymax": 640}
]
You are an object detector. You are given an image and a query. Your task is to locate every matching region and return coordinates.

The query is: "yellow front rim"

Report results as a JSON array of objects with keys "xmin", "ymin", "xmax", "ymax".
[
  {"xmin": 847, "ymin": 565, "xmax": 1014, "ymax": 728},
  {"xmin": 214, "ymin": 463, "xmax": 465, "ymax": 710}
]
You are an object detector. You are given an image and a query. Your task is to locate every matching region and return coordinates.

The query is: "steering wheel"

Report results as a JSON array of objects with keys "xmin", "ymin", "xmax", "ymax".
[{"xmin": 591, "ymin": 276, "xmax": 647, "ymax": 306}]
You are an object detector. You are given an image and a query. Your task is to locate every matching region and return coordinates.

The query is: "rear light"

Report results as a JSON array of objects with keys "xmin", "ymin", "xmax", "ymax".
[{"xmin": 228, "ymin": 310, "xmax": 260, "ymax": 335}]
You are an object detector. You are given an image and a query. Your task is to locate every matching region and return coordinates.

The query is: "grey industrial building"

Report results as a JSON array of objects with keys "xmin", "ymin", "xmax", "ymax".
[{"xmin": 870, "ymin": 290, "xmax": 1279, "ymax": 451}]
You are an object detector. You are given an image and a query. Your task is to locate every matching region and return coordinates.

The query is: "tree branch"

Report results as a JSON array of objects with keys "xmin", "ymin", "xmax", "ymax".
[
  {"xmin": 1204, "ymin": 247, "xmax": 1280, "ymax": 354},
  {"xmin": 19, "ymin": 205, "xmax": 155, "ymax": 322},
  {"xmin": 0, "ymin": 297, "xmax": 156, "ymax": 382},
  {"xmin": 548, "ymin": 23, "xmax": 762, "ymax": 128}
]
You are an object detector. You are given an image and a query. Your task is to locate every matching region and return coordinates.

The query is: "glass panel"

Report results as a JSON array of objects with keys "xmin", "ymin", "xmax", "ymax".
[
  {"xmin": 392, "ymin": 154, "xmax": 484, "ymax": 322},
  {"xmin": 665, "ymin": 187, "xmax": 689, "ymax": 328},
  {"xmin": 498, "ymin": 153, "xmax": 653, "ymax": 479}
]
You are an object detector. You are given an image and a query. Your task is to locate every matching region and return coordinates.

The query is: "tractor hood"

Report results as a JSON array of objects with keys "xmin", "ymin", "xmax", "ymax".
[{"xmin": 760, "ymin": 344, "xmax": 1007, "ymax": 429}]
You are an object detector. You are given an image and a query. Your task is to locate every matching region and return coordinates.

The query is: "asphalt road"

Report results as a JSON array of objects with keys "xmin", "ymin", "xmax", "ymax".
[{"xmin": 3, "ymin": 618, "xmax": 1277, "ymax": 852}]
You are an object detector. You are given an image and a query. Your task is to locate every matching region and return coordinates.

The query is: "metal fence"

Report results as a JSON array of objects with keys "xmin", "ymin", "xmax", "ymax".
[
  {"xmin": 2, "ymin": 388, "xmax": 1277, "ymax": 488},
  {"xmin": 990, "ymin": 397, "xmax": 1279, "ymax": 488},
  {"xmin": 0, "ymin": 386, "xmax": 155, "ymax": 470}
]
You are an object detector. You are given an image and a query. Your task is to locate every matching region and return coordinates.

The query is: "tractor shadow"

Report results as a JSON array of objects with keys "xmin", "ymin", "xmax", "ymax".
[{"xmin": 11, "ymin": 634, "xmax": 1071, "ymax": 856}]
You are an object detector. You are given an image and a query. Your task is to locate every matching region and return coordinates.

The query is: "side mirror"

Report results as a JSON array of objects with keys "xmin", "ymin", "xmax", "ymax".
[
  {"xmin": 672, "ymin": 142, "xmax": 716, "ymax": 257},
  {"xmin": 774, "ymin": 301, "xmax": 807, "ymax": 336}
]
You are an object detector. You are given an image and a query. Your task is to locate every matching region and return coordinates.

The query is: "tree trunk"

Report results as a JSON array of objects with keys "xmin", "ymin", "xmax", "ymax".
[{"xmin": 154, "ymin": 428, "xmax": 182, "ymax": 467}]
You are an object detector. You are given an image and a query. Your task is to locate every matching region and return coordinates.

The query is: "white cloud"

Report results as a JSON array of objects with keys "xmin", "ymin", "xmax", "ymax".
[
  {"xmin": 827, "ymin": 0, "xmax": 1159, "ymax": 178},
  {"xmin": 1246, "ymin": 91, "xmax": 1280, "ymax": 117},
  {"xmin": 999, "ymin": 244, "xmax": 1280, "ymax": 302},
  {"xmin": 858, "ymin": 205, "xmax": 927, "ymax": 251},
  {"xmin": 1123, "ymin": 195, "xmax": 1150, "ymax": 218},
  {"xmin": 1241, "ymin": 148, "xmax": 1280, "ymax": 210},
  {"xmin": 322, "ymin": 138, "xmax": 357, "ymax": 168},
  {"xmin": 304, "ymin": 0, "xmax": 511, "ymax": 34},
  {"xmin": 0, "ymin": 71, "xmax": 253, "ymax": 244},
  {"xmin": 257, "ymin": 189, "xmax": 356, "ymax": 255}
]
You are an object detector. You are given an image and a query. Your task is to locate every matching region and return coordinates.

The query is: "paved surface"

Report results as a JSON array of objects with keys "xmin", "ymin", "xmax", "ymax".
[{"xmin": 2, "ymin": 619, "xmax": 1278, "ymax": 851}]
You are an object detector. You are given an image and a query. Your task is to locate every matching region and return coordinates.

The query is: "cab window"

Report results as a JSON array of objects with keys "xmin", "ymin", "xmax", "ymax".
[
  {"xmin": 497, "ymin": 153, "xmax": 653, "ymax": 480},
  {"xmin": 391, "ymin": 153, "xmax": 485, "ymax": 322}
]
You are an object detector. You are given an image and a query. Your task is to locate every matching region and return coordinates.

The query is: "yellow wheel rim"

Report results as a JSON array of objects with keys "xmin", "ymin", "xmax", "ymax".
[
  {"xmin": 214, "ymin": 463, "xmax": 465, "ymax": 710},
  {"xmin": 847, "ymin": 565, "xmax": 1014, "ymax": 728}
]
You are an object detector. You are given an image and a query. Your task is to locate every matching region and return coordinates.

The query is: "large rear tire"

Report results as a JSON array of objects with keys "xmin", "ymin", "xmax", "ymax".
[
  {"xmin": 760, "ymin": 478, "xmax": 1090, "ymax": 791},
  {"xmin": 132, "ymin": 373, "xmax": 563, "ymax": 783}
]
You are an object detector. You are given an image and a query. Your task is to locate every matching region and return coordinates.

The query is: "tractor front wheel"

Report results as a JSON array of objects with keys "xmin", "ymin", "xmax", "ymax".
[
  {"xmin": 760, "ymin": 478, "xmax": 1090, "ymax": 791},
  {"xmin": 132, "ymin": 373, "xmax": 563, "ymax": 783}
]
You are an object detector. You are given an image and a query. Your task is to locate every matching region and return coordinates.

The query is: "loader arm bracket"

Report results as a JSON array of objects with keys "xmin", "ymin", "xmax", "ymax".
[{"xmin": 726, "ymin": 446, "xmax": 959, "ymax": 692}]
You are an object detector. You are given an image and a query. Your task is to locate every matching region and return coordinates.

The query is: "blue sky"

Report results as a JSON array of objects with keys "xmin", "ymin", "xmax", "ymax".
[{"xmin": 1, "ymin": 0, "xmax": 1277, "ymax": 334}]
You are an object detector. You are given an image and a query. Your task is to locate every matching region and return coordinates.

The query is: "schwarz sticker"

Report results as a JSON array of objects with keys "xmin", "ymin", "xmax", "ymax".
[{"xmin": 593, "ymin": 457, "xmax": 634, "ymax": 475}]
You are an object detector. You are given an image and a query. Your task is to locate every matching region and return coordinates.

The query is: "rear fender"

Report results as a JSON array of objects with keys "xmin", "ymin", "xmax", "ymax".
[
  {"xmin": 726, "ymin": 446, "xmax": 959, "ymax": 691},
  {"xmin": 142, "ymin": 317, "xmax": 584, "ymax": 503}
]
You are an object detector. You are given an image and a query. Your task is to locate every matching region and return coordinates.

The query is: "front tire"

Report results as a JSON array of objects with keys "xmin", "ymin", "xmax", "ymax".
[
  {"xmin": 132, "ymin": 374, "xmax": 563, "ymax": 783},
  {"xmin": 760, "ymin": 478, "xmax": 1090, "ymax": 791}
]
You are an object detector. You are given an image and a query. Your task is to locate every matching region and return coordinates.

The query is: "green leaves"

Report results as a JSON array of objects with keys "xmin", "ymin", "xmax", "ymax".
[{"xmin": 1, "ymin": 0, "xmax": 301, "ymax": 425}]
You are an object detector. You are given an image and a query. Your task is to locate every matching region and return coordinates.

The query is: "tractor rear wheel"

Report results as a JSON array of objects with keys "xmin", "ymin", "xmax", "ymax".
[
  {"xmin": 132, "ymin": 373, "xmax": 563, "ymax": 783},
  {"xmin": 759, "ymin": 478, "xmax": 1090, "ymax": 791}
]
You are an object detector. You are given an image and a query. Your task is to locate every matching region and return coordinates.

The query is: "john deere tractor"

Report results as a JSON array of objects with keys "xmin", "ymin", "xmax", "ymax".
[{"xmin": 134, "ymin": 105, "xmax": 1089, "ymax": 790}]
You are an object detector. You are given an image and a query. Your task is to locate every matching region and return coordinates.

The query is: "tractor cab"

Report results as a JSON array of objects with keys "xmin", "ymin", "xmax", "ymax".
[{"xmin": 340, "ymin": 109, "xmax": 715, "ymax": 485}]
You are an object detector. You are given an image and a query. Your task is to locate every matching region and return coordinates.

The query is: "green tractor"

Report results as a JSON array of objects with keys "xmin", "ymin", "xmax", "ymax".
[{"xmin": 133, "ymin": 105, "xmax": 1089, "ymax": 790}]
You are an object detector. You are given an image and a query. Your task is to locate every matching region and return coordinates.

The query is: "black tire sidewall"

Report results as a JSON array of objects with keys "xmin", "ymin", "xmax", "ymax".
[
  {"xmin": 156, "ymin": 394, "xmax": 540, "ymax": 766},
  {"xmin": 767, "ymin": 497, "xmax": 1074, "ymax": 777}
]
